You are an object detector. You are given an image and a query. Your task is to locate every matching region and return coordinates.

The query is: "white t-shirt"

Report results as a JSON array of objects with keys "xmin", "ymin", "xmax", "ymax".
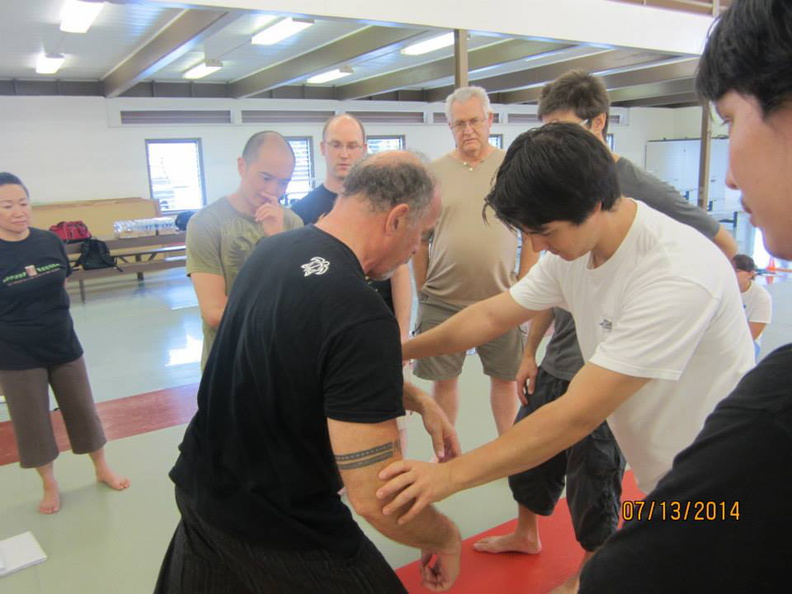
[
  {"xmin": 510, "ymin": 201, "xmax": 755, "ymax": 492},
  {"xmin": 741, "ymin": 281, "xmax": 773, "ymax": 324}
]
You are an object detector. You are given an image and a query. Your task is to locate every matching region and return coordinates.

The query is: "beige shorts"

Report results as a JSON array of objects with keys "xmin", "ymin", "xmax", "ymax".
[{"xmin": 412, "ymin": 293, "xmax": 525, "ymax": 382}]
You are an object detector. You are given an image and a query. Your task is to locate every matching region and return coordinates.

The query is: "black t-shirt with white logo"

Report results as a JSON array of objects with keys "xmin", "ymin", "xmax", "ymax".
[
  {"xmin": 170, "ymin": 225, "xmax": 405, "ymax": 556},
  {"xmin": 0, "ymin": 228, "xmax": 82, "ymax": 370}
]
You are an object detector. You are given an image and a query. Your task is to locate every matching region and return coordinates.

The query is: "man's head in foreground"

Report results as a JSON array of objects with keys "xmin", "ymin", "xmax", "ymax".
[{"xmin": 696, "ymin": 0, "xmax": 792, "ymax": 260}]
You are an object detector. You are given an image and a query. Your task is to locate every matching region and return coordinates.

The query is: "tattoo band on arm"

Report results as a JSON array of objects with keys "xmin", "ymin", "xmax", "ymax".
[{"xmin": 335, "ymin": 440, "xmax": 401, "ymax": 471}]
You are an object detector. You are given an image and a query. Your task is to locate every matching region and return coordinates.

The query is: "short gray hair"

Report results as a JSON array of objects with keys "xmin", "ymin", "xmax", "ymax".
[
  {"xmin": 342, "ymin": 152, "xmax": 434, "ymax": 223},
  {"xmin": 445, "ymin": 86, "xmax": 492, "ymax": 122}
]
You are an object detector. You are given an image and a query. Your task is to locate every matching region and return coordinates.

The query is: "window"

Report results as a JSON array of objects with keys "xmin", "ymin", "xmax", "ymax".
[
  {"xmin": 607, "ymin": 133, "xmax": 615, "ymax": 151},
  {"xmin": 489, "ymin": 134, "xmax": 503, "ymax": 149},
  {"xmin": 367, "ymin": 135, "xmax": 405, "ymax": 153},
  {"xmin": 285, "ymin": 137, "xmax": 315, "ymax": 203},
  {"xmin": 145, "ymin": 139, "xmax": 206, "ymax": 212}
]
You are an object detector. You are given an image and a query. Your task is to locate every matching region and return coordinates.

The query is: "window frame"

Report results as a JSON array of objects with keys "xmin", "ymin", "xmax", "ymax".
[
  {"xmin": 144, "ymin": 137, "xmax": 207, "ymax": 213},
  {"xmin": 489, "ymin": 134, "xmax": 504, "ymax": 149},
  {"xmin": 366, "ymin": 135, "xmax": 406, "ymax": 153},
  {"xmin": 284, "ymin": 136, "xmax": 315, "ymax": 204}
]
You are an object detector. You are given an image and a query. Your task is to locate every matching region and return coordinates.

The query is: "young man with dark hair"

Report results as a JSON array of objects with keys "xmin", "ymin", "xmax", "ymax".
[
  {"xmin": 474, "ymin": 69, "xmax": 740, "ymax": 592},
  {"xmin": 376, "ymin": 124, "xmax": 754, "ymax": 592},
  {"xmin": 579, "ymin": 1, "xmax": 792, "ymax": 590}
]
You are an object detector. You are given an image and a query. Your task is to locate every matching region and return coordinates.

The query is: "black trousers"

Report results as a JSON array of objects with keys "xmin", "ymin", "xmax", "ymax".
[
  {"xmin": 154, "ymin": 488, "xmax": 407, "ymax": 593},
  {"xmin": 509, "ymin": 367, "xmax": 626, "ymax": 551}
]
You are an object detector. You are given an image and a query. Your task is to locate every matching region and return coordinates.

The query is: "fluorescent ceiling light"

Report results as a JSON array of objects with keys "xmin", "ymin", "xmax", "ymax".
[
  {"xmin": 36, "ymin": 53, "xmax": 66, "ymax": 75},
  {"xmin": 401, "ymin": 33, "xmax": 455, "ymax": 56},
  {"xmin": 307, "ymin": 66, "xmax": 353, "ymax": 85},
  {"xmin": 251, "ymin": 18, "xmax": 313, "ymax": 46},
  {"xmin": 60, "ymin": 0, "xmax": 104, "ymax": 34},
  {"xmin": 183, "ymin": 59, "xmax": 223, "ymax": 80}
]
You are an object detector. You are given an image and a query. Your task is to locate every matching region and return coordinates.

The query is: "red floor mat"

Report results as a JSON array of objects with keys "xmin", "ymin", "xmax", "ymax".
[{"xmin": 396, "ymin": 472, "xmax": 643, "ymax": 593}]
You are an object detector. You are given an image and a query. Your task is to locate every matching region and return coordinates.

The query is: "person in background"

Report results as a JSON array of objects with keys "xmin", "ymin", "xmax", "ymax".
[
  {"xmin": 578, "ymin": 1, "xmax": 792, "ymax": 590},
  {"xmin": 732, "ymin": 253, "xmax": 772, "ymax": 357},
  {"xmin": 290, "ymin": 113, "xmax": 413, "ymax": 341},
  {"xmin": 187, "ymin": 131, "xmax": 302, "ymax": 368},
  {"xmin": 0, "ymin": 172, "xmax": 129, "ymax": 514},
  {"xmin": 413, "ymin": 86, "xmax": 538, "ymax": 439}
]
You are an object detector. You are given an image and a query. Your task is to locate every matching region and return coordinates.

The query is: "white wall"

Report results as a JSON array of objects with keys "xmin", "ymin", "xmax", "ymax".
[{"xmin": 0, "ymin": 95, "xmax": 686, "ymax": 207}]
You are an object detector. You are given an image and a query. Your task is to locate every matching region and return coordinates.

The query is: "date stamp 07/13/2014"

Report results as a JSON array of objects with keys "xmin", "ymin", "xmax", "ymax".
[{"xmin": 621, "ymin": 500, "xmax": 741, "ymax": 522}]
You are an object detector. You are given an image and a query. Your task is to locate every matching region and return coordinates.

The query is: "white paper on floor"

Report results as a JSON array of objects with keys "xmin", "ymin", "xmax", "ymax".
[{"xmin": 0, "ymin": 531, "xmax": 47, "ymax": 577}]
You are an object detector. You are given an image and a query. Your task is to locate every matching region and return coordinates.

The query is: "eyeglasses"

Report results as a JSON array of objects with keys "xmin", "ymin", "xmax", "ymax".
[
  {"xmin": 450, "ymin": 117, "xmax": 486, "ymax": 132},
  {"xmin": 326, "ymin": 141, "xmax": 364, "ymax": 152}
]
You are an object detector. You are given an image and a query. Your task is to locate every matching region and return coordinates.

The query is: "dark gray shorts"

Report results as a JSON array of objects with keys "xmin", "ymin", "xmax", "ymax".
[
  {"xmin": 509, "ymin": 367, "xmax": 625, "ymax": 551},
  {"xmin": 413, "ymin": 293, "xmax": 525, "ymax": 381}
]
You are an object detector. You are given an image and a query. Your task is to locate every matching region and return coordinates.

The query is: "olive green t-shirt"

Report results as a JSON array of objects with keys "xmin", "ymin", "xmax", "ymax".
[{"xmin": 186, "ymin": 197, "xmax": 302, "ymax": 367}]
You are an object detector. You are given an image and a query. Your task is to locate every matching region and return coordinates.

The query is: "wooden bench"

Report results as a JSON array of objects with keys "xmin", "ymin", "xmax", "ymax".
[{"xmin": 66, "ymin": 233, "xmax": 186, "ymax": 302}]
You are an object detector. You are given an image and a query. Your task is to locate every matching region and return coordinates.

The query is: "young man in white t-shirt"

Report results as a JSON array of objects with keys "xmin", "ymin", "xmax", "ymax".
[
  {"xmin": 732, "ymin": 253, "xmax": 773, "ymax": 357},
  {"xmin": 376, "ymin": 124, "xmax": 755, "ymax": 588}
]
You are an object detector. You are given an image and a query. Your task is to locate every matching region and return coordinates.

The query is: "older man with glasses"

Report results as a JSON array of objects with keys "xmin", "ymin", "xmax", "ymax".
[{"xmin": 412, "ymin": 86, "xmax": 538, "ymax": 442}]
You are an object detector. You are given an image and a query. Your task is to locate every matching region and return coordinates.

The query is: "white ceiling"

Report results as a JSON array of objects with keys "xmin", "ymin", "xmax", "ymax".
[{"xmin": 0, "ymin": 0, "xmax": 705, "ymax": 108}]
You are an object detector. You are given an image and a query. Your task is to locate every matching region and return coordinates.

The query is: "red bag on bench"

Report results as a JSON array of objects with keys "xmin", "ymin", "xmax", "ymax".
[{"xmin": 50, "ymin": 220, "xmax": 92, "ymax": 243}]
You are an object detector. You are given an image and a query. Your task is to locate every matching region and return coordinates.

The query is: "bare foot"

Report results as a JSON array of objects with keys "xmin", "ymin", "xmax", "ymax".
[
  {"xmin": 39, "ymin": 483, "xmax": 61, "ymax": 514},
  {"xmin": 96, "ymin": 468, "xmax": 131, "ymax": 490},
  {"xmin": 473, "ymin": 532, "xmax": 542, "ymax": 555}
]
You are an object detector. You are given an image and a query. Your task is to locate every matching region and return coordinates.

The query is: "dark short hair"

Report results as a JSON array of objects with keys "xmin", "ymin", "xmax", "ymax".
[
  {"xmin": 485, "ymin": 123, "xmax": 621, "ymax": 231},
  {"xmin": 322, "ymin": 113, "xmax": 366, "ymax": 142},
  {"xmin": 343, "ymin": 153, "xmax": 434, "ymax": 223},
  {"xmin": 241, "ymin": 131, "xmax": 295, "ymax": 164},
  {"xmin": 537, "ymin": 70, "xmax": 611, "ymax": 136},
  {"xmin": 697, "ymin": 0, "xmax": 792, "ymax": 117},
  {"xmin": 733, "ymin": 253, "xmax": 757, "ymax": 272},
  {"xmin": 0, "ymin": 172, "xmax": 29, "ymax": 197}
]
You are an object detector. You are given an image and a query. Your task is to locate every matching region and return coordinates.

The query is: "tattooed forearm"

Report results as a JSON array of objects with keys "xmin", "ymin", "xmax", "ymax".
[{"xmin": 335, "ymin": 440, "xmax": 401, "ymax": 471}]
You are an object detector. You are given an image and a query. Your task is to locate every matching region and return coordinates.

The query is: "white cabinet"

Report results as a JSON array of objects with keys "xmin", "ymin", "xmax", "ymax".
[{"xmin": 645, "ymin": 138, "xmax": 729, "ymax": 211}]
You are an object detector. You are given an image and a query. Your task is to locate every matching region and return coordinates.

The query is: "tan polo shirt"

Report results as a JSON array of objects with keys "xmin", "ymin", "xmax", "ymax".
[{"xmin": 424, "ymin": 150, "xmax": 519, "ymax": 306}]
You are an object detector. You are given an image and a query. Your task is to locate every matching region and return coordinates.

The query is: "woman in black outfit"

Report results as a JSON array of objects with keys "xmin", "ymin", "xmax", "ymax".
[{"xmin": 0, "ymin": 172, "xmax": 129, "ymax": 514}]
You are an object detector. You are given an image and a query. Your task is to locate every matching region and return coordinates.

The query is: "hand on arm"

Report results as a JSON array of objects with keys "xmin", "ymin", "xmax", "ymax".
[
  {"xmin": 328, "ymin": 419, "xmax": 461, "ymax": 591},
  {"xmin": 377, "ymin": 363, "xmax": 649, "ymax": 523},
  {"xmin": 390, "ymin": 264, "xmax": 413, "ymax": 342},
  {"xmin": 402, "ymin": 382, "xmax": 461, "ymax": 462},
  {"xmin": 517, "ymin": 309, "xmax": 554, "ymax": 404},
  {"xmin": 190, "ymin": 272, "xmax": 228, "ymax": 329},
  {"xmin": 403, "ymin": 291, "xmax": 535, "ymax": 362}
]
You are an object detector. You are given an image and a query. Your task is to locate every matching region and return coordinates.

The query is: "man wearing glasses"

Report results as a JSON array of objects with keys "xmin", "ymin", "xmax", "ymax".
[
  {"xmin": 413, "ymin": 86, "xmax": 538, "ymax": 441},
  {"xmin": 291, "ymin": 113, "xmax": 412, "ymax": 341}
]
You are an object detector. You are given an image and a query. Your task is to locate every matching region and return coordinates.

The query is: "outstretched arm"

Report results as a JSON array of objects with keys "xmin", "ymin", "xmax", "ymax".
[
  {"xmin": 403, "ymin": 291, "xmax": 536, "ymax": 361},
  {"xmin": 328, "ymin": 418, "xmax": 461, "ymax": 591},
  {"xmin": 377, "ymin": 363, "xmax": 649, "ymax": 523},
  {"xmin": 403, "ymin": 382, "xmax": 461, "ymax": 462}
]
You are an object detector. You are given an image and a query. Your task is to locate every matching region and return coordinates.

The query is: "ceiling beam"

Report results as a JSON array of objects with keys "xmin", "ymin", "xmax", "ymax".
[
  {"xmin": 230, "ymin": 26, "xmax": 424, "ymax": 99},
  {"xmin": 427, "ymin": 49, "xmax": 679, "ymax": 102},
  {"xmin": 336, "ymin": 39, "xmax": 565, "ymax": 101},
  {"xmin": 103, "ymin": 9, "xmax": 238, "ymax": 98},
  {"xmin": 499, "ymin": 57, "xmax": 698, "ymax": 104},
  {"xmin": 612, "ymin": 93, "xmax": 699, "ymax": 107},
  {"xmin": 607, "ymin": 77, "xmax": 695, "ymax": 103}
]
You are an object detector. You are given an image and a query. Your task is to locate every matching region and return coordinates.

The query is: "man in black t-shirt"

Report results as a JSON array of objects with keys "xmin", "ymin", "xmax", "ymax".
[
  {"xmin": 156, "ymin": 152, "xmax": 461, "ymax": 593},
  {"xmin": 579, "ymin": 1, "xmax": 792, "ymax": 591}
]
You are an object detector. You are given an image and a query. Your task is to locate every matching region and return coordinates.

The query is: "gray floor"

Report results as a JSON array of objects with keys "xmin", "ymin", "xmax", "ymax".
[{"xmin": 1, "ymin": 268, "xmax": 790, "ymax": 593}]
